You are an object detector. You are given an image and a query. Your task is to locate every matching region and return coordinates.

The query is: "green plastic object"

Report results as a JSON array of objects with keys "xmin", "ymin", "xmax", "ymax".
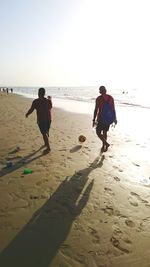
[{"xmin": 23, "ymin": 168, "xmax": 33, "ymax": 174}]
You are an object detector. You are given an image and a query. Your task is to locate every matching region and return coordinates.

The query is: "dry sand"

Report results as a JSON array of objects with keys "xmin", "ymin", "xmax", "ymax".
[{"xmin": 0, "ymin": 93, "xmax": 150, "ymax": 267}]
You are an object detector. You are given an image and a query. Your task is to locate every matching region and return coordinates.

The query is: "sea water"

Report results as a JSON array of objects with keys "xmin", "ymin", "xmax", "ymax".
[{"xmin": 13, "ymin": 86, "xmax": 150, "ymax": 109}]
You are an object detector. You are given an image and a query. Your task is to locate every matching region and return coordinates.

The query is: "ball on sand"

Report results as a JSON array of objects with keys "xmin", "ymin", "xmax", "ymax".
[{"xmin": 78, "ymin": 135, "xmax": 86, "ymax": 143}]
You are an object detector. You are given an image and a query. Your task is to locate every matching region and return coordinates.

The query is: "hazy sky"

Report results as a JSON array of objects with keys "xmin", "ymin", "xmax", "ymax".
[{"xmin": 0, "ymin": 0, "xmax": 150, "ymax": 89}]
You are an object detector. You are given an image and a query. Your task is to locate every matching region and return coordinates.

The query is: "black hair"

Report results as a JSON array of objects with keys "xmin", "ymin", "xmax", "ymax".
[
  {"xmin": 99, "ymin": 85, "xmax": 106, "ymax": 93},
  {"xmin": 38, "ymin": 87, "xmax": 45, "ymax": 97}
]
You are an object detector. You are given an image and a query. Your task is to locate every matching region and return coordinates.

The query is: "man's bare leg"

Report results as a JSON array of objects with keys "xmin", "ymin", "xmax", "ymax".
[
  {"xmin": 42, "ymin": 134, "xmax": 51, "ymax": 153},
  {"xmin": 97, "ymin": 132, "xmax": 109, "ymax": 151},
  {"xmin": 103, "ymin": 130, "xmax": 107, "ymax": 141},
  {"xmin": 103, "ymin": 130, "xmax": 109, "ymax": 151}
]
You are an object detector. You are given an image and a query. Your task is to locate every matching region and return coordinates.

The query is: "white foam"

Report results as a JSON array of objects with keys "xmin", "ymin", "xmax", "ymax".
[{"xmin": 53, "ymin": 97, "xmax": 94, "ymax": 115}]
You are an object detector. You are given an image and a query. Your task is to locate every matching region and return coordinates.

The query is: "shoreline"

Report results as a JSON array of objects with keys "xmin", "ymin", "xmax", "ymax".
[{"xmin": 0, "ymin": 93, "xmax": 150, "ymax": 267}]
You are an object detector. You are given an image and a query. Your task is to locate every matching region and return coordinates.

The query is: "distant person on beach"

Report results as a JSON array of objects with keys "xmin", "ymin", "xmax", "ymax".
[
  {"xmin": 25, "ymin": 88, "xmax": 52, "ymax": 153},
  {"xmin": 93, "ymin": 86, "xmax": 117, "ymax": 152}
]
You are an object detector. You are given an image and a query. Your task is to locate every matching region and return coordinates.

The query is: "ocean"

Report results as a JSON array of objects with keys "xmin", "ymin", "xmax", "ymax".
[{"xmin": 13, "ymin": 86, "xmax": 150, "ymax": 109}]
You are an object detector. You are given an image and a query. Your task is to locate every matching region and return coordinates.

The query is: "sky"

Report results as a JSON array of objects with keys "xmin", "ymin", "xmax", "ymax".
[{"xmin": 0, "ymin": 0, "xmax": 150, "ymax": 89}]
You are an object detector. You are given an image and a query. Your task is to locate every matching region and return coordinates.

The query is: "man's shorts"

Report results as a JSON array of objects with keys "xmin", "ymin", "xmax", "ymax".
[
  {"xmin": 38, "ymin": 121, "xmax": 51, "ymax": 135},
  {"xmin": 96, "ymin": 121, "xmax": 110, "ymax": 135}
]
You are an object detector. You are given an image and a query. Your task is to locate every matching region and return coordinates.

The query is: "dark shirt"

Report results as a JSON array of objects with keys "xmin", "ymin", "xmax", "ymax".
[{"xmin": 31, "ymin": 97, "xmax": 52, "ymax": 123}]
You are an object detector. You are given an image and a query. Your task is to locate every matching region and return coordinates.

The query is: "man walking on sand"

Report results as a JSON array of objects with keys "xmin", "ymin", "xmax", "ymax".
[
  {"xmin": 25, "ymin": 88, "xmax": 52, "ymax": 154},
  {"xmin": 93, "ymin": 86, "xmax": 117, "ymax": 152}
]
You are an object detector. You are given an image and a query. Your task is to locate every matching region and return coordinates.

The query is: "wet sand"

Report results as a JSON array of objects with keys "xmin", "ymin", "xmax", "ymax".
[{"xmin": 0, "ymin": 93, "xmax": 150, "ymax": 267}]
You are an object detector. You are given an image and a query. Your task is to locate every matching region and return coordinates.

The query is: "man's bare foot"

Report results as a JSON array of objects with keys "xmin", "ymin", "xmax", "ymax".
[
  {"xmin": 103, "ymin": 143, "xmax": 110, "ymax": 152},
  {"xmin": 43, "ymin": 148, "xmax": 51, "ymax": 154}
]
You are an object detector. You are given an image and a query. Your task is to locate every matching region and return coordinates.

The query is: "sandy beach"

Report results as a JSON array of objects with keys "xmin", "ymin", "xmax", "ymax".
[{"xmin": 0, "ymin": 93, "xmax": 150, "ymax": 267}]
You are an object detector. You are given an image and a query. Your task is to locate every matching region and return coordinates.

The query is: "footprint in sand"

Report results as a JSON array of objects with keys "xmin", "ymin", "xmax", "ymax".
[
  {"xmin": 137, "ymin": 216, "xmax": 150, "ymax": 232},
  {"xmin": 84, "ymin": 146, "xmax": 91, "ymax": 152},
  {"xmin": 113, "ymin": 227, "xmax": 132, "ymax": 245},
  {"xmin": 123, "ymin": 238, "xmax": 132, "ymax": 244},
  {"xmin": 88, "ymin": 226, "xmax": 100, "ymax": 242},
  {"xmin": 125, "ymin": 219, "xmax": 135, "ymax": 228},
  {"xmin": 110, "ymin": 236, "xmax": 130, "ymax": 254},
  {"xmin": 143, "ymin": 216, "xmax": 150, "ymax": 222},
  {"xmin": 104, "ymin": 187, "xmax": 112, "ymax": 192},
  {"xmin": 113, "ymin": 227, "xmax": 123, "ymax": 235},
  {"xmin": 30, "ymin": 192, "xmax": 50, "ymax": 200},
  {"xmin": 30, "ymin": 195, "xmax": 39, "ymax": 200},
  {"xmin": 113, "ymin": 166, "xmax": 123, "ymax": 172},
  {"xmin": 82, "ymin": 150, "xmax": 90, "ymax": 156},
  {"xmin": 125, "ymin": 139, "xmax": 131, "ymax": 142},
  {"xmin": 101, "ymin": 206, "xmax": 120, "ymax": 217},
  {"xmin": 101, "ymin": 206, "xmax": 114, "ymax": 216},
  {"xmin": 130, "ymin": 192, "xmax": 148, "ymax": 204},
  {"xmin": 104, "ymin": 187, "xmax": 115, "ymax": 196},
  {"xmin": 67, "ymin": 156, "xmax": 73, "ymax": 160},
  {"xmin": 113, "ymin": 176, "xmax": 120, "ymax": 182},
  {"xmin": 129, "ymin": 199, "xmax": 138, "ymax": 207}
]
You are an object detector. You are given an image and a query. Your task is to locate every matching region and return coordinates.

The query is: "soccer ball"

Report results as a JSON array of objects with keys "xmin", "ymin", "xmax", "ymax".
[{"xmin": 78, "ymin": 135, "xmax": 86, "ymax": 143}]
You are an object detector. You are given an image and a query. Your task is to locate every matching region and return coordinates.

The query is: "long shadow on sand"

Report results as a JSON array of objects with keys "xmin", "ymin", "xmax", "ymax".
[
  {"xmin": 0, "ymin": 146, "xmax": 45, "ymax": 178},
  {"xmin": 0, "ymin": 155, "xmax": 105, "ymax": 267}
]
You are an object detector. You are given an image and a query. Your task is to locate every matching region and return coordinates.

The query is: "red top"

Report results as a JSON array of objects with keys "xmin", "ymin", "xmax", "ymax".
[{"xmin": 96, "ymin": 94, "xmax": 115, "ymax": 121}]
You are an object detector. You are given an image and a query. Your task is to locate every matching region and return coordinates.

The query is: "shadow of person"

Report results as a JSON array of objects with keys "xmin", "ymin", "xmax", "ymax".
[
  {"xmin": 0, "ymin": 146, "xmax": 44, "ymax": 178},
  {"xmin": 0, "ymin": 155, "xmax": 105, "ymax": 267}
]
